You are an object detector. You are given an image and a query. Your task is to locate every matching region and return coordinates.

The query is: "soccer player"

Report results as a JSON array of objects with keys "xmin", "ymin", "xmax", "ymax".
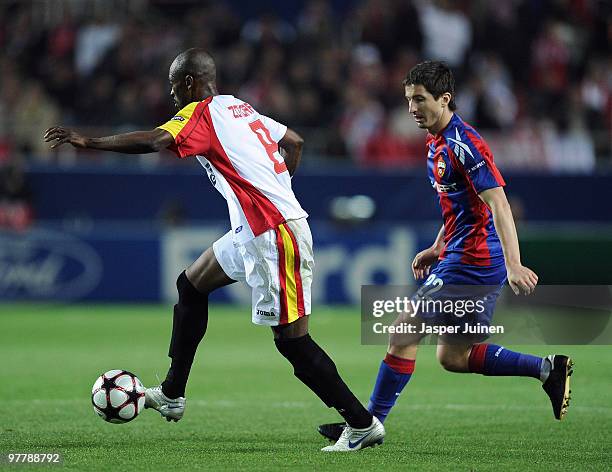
[
  {"xmin": 318, "ymin": 61, "xmax": 573, "ymax": 445},
  {"xmin": 44, "ymin": 48, "xmax": 384, "ymax": 452}
]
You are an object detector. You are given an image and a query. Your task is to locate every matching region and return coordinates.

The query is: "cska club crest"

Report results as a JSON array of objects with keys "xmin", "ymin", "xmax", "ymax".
[{"xmin": 437, "ymin": 157, "xmax": 446, "ymax": 177}]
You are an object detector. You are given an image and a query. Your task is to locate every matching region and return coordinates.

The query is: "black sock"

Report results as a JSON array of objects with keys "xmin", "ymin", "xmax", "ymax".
[
  {"xmin": 161, "ymin": 272, "xmax": 208, "ymax": 399},
  {"xmin": 162, "ymin": 358, "xmax": 192, "ymax": 399},
  {"xmin": 274, "ymin": 334, "xmax": 372, "ymax": 428}
]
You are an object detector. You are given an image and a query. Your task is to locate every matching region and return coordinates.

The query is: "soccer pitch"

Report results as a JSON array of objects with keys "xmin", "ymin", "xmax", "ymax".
[{"xmin": 1, "ymin": 304, "xmax": 610, "ymax": 471}]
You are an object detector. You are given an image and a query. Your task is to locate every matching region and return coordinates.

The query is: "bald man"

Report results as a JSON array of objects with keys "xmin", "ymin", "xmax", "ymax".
[{"xmin": 44, "ymin": 48, "xmax": 384, "ymax": 452}]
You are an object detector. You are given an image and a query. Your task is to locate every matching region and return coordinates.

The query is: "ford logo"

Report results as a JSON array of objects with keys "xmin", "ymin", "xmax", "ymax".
[{"xmin": 0, "ymin": 229, "xmax": 103, "ymax": 299}]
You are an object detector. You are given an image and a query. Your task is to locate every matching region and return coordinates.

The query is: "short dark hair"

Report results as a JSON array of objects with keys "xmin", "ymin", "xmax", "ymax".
[{"xmin": 403, "ymin": 61, "xmax": 456, "ymax": 111}]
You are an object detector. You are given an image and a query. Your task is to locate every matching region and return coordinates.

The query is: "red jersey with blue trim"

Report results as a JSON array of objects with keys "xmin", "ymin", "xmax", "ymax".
[{"xmin": 426, "ymin": 113, "xmax": 506, "ymax": 266}]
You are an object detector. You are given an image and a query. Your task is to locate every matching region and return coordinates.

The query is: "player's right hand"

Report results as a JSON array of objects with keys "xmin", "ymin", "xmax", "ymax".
[
  {"xmin": 507, "ymin": 263, "xmax": 538, "ymax": 295},
  {"xmin": 44, "ymin": 127, "xmax": 88, "ymax": 149},
  {"xmin": 411, "ymin": 246, "xmax": 440, "ymax": 280}
]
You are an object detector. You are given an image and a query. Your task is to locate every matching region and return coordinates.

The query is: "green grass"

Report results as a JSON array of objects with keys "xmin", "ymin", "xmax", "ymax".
[{"xmin": 0, "ymin": 304, "xmax": 610, "ymax": 471}]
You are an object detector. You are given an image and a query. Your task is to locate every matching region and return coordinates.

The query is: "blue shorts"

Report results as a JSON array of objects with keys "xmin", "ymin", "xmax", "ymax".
[
  {"xmin": 429, "ymin": 259, "xmax": 507, "ymax": 286},
  {"xmin": 413, "ymin": 259, "xmax": 507, "ymax": 328}
]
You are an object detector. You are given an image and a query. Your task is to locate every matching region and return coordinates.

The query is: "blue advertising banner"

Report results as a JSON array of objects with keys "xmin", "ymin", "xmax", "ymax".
[
  {"xmin": 0, "ymin": 228, "xmax": 160, "ymax": 302},
  {"xmin": 0, "ymin": 223, "xmax": 418, "ymax": 304}
]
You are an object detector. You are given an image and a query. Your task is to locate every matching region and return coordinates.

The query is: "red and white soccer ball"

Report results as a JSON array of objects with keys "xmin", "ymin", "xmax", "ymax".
[{"xmin": 91, "ymin": 370, "xmax": 145, "ymax": 424}]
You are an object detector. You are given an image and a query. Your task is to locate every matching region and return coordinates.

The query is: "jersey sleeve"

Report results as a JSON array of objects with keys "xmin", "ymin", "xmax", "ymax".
[
  {"xmin": 157, "ymin": 101, "xmax": 210, "ymax": 158},
  {"xmin": 258, "ymin": 114, "xmax": 288, "ymax": 143},
  {"xmin": 448, "ymin": 129, "xmax": 505, "ymax": 193}
]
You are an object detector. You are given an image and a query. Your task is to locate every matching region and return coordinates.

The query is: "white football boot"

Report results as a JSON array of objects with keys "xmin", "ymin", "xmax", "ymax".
[
  {"xmin": 144, "ymin": 385, "xmax": 186, "ymax": 422},
  {"xmin": 321, "ymin": 416, "xmax": 385, "ymax": 452}
]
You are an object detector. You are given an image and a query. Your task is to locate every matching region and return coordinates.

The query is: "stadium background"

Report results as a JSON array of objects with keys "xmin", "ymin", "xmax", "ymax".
[
  {"xmin": 0, "ymin": 0, "xmax": 610, "ymax": 303},
  {"xmin": 1, "ymin": 1, "xmax": 611, "ymax": 470}
]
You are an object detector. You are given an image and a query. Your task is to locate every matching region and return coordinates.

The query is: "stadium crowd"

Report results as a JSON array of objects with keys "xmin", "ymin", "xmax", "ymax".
[{"xmin": 0, "ymin": 0, "xmax": 609, "ymax": 171}]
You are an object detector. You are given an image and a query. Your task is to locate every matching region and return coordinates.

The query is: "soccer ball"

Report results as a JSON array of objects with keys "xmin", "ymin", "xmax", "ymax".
[{"xmin": 91, "ymin": 370, "xmax": 146, "ymax": 424}]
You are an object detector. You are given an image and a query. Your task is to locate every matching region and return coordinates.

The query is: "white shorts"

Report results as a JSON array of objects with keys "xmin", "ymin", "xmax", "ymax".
[{"xmin": 213, "ymin": 218, "xmax": 314, "ymax": 326}]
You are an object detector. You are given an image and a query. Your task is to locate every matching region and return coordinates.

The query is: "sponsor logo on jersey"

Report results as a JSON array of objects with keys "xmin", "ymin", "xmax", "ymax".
[
  {"xmin": 170, "ymin": 116, "xmax": 185, "ymax": 122},
  {"xmin": 433, "ymin": 181, "xmax": 458, "ymax": 193},
  {"xmin": 446, "ymin": 128, "xmax": 475, "ymax": 165},
  {"xmin": 235, "ymin": 225, "xmax": 243, "ymax": 234},
  {"xmin": 468, "ymin": 160, "xmax": 486, "ymax": 173},
  {"xmin": 437, "ymin": 157, "xmax": 446, "ymax": 177}
]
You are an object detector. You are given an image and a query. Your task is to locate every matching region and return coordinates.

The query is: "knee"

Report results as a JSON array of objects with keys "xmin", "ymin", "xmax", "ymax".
[
  {"xmin": 274, "ymin": 334, "xmax": 305, "ymax": 362},
  {"xmin": 437, "ymin": 352, "xmax": 468, "ymax": 372},
  {"xmin": 272, "ymin": 317, "xmax": 309, "ymax": 340},
  {"xmin": 176, "ymin": 271, "xmax": 209, "ymax": 306}
]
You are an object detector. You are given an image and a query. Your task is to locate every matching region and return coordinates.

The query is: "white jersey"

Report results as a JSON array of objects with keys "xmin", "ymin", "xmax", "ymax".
[{"xmin": 158, "ymin": 95, "xmax": 308, "ymax": 244}]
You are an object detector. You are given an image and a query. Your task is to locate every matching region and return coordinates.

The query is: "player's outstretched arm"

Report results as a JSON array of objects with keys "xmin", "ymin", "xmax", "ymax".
[
  {"xmin": 479, "ymin": 187, "xmax": 538, "ymax": 295},
  {"xmin": 44, "ymin": 127, "xmax": 173, "ymax": 154},
  {"xmin": 279, "ymin": 128, "xmax": 304, "ymax": 176}
]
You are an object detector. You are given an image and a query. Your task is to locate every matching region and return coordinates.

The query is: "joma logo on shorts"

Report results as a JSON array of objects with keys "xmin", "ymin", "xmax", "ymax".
[{"xmin": 257, "ymin": 309, "xmax": 275, "ymax": 317}]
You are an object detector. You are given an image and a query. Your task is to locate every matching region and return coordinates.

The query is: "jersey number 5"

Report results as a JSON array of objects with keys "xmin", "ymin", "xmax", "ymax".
[{"xmin": 249, "ymin": 120, "xmax": 287, "ymax": 174}]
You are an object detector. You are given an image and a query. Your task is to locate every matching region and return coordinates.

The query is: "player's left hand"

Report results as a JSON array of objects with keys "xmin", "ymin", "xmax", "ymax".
[
  {"xmin": 44, "ymin": 127, "xmax": 88, "ymax": 149},
  {"xmin": 506, "ymin": 263, "xmax": 538, "ymax": 295}
]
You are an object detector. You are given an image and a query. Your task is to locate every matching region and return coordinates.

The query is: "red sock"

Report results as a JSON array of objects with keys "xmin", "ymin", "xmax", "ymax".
[{"xmin": 384, "ymin": 353, "xmax": 415, "ymax": 374}]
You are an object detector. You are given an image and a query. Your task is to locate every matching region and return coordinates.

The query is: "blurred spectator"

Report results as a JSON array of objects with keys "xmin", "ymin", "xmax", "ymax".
[
  {"xmin": 297, "ymin": 0, "xmax": 336, "ymax": 46},
  {"xmin": 348, "ymin": 0, "xmax": 422, "ymax": 65},
  {"xmin": 362, "ymin": 105, "xmax": 426, "ymax": 168},
  {"xmin": 0, "ymin": 162, "xmax": 33, "ymax": 231},
  {"xmin": 75, "ymin": 17, "xmax": 120, "ymax": 77},
  {"xmin": 469, "ymin": 54, "xmax": 518, "ymax": 129},
  {"xmin": 530, "ymin": 20, "xmax": 572, "ymax": 117},
  {"xmin": 339, "ymin": 84, "xmax": 385, "ymax": 162},
  {"xmin": 13, "ymin": 82, "xmax": 60, "ymax": 158},
  {"xmin": 362, "ymin": 118, "xmax": 423, "ymax": 168},
  {"xmin": 417, "ymin": 0, "xmax": 472, "ymax": 68},
  {"xmin": 580, "ymin": 59, "xmax": 611, "ymax": 157},
  {"xmin": 241, "ymin": 12, "xmax": 296, "ymax": 46},
  {"xmin": 0, "ymin": 0, "xmax": 607, "ymax": 171},
  {"xmin": 541, "ymin": 119, "xmax": 596, "ymax": 174}
]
